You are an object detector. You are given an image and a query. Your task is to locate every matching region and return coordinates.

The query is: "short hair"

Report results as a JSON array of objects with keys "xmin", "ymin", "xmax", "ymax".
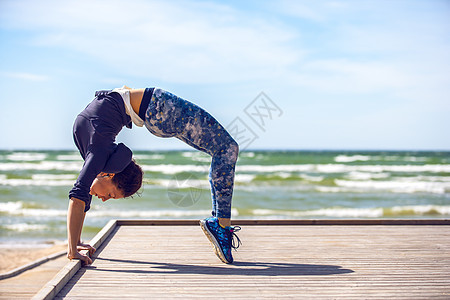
[{"xmin": 112, "ymin": 159, "xmax": 143, "ymax": 198}]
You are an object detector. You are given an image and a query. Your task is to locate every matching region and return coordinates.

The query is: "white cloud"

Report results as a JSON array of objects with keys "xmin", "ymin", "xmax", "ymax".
[{"xmin": 1, "ymin": 0, "xmax": 300, "ymax": 84}]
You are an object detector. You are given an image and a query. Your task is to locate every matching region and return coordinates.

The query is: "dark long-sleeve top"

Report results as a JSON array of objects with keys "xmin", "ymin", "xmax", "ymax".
[{"xmin": 69, "ymin": 90, "xmax": 133, "ymax": 212}]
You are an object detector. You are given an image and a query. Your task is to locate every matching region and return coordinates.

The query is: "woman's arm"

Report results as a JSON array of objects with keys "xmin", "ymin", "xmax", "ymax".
[
  {"xmin": 76, "ymin": 210, "xmax": 96, "ymax": 255},
  {"xmin": 67, "ymin": 197, "xmax": 94, "ymax": 264}
]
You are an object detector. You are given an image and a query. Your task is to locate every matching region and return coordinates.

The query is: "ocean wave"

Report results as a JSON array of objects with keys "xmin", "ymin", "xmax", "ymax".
[
  {"xmin": 0, "ymin": 177, "xmax": 75, "ymax": 187},
  {"xmin": 0, "ymin": 201, "xmax": 240, "ymax": 218},
  {"xmin": 251, "ymin": 205, "xmax": 450, "ymax": 218},
  {"xmin": 56, "ymin": 154, "xmax": 83, "ymax": 161},
  {"xmin": 389, "ymin": 205, "xmax": 450, "ymax": 216},
  {"xmin": 141, "ymin": 164, "xmax": 209, "ymax": 174},
  {"xmin": 147, "ymin": 178, "xmax": 209, "ymax": 189},
  {"xmin": 237, "ymin": 164, "xmax": 450, "ymax": 173},
  {"xmin": 134, "ymin": 154, "xmax": 165, "ymax": 160},
  {"xmin": 181, "ymin": 152, "xmax": 210, "ymax": 162},
  {"xmin": 346, "ymin": 171, "xmax": 390, "ymax": 180},
  {"xmin": 0, "ymin": 161, "xmax": 82, "ymax": 171},
  {"xmin": 0, "ymin": 173, "xmax": 76, "ymax": 187},
  {"xmin": 334, "ymin": 154, "xmax": 430, "ymax": 163},
  {"xmin": 252, "ymin": 208, "xmax": 384, "ymax": 218},
  {"xmin": 1, "ymin": 160, "xmax": 449, "ymax": 175},
  {"xmin": 88, "ymin": 209, "xmax": 237, "ymax": 218},
  {"xmin": 0, "ymin": 201, "xmax": 23, "ymax": 213},
  {"xmin": 334, "ymin": 155, "xmax": 371, "ymax": 163},
  {"xmin": 235, "ymin": 174, "xmax": 256, "ymax": 183},
  {"xmin": 335, "ymin": 179, "xmax": 450, "ymax": 194},
  {"xmin": 31, "ymin": 174, "xmax": 77, "ymax": 180},
  {"xmin": 2, "ymin": 223, "xmax": 49, "ymax": 232},
  {"xmin": 240, "ymin": 152, "xmax": 255, "ymax": 158},
  {"xmin": 300, "ymin": 174, "xmax": 325, "ymax": 182},
  {"xmin": 0, "ymin": 201, "xmax": 64, "ymax": 216},
  {"xmin": 95, "ymin": 208, "xmax": 242, "ymax": 218},
  {"xmin": 6, "ymin": 152, "xmax": 47, "ymax": 161},
  {"xmin": 145, "ymin": 174, "xmax": 254, "ymax": 188}
]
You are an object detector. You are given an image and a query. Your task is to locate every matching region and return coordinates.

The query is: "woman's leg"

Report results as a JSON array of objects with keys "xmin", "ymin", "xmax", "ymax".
[{"xmin": 144, "ymin": 89, "xmax": 239, "ymax": 220}]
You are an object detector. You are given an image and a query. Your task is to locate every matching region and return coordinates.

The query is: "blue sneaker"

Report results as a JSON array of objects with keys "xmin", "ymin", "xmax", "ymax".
[{"xmin": 200, "ymin": 217, "xmax": 241, "ymax": 264}]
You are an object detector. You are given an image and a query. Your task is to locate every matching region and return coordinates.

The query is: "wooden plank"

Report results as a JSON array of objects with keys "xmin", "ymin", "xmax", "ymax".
[{"xmin": 49, "ymin": 223, "xmax": 450, "ymax": 299}]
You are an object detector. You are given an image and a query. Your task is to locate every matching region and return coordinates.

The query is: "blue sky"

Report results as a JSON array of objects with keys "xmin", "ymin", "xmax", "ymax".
[{"xmin": 0, "ymin": 0, "xmax": 449, "ymax": 150}]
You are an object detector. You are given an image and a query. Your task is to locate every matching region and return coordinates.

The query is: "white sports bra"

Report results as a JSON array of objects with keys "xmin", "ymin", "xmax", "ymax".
[{"xmin": 113, "ymin": 86, "xmax": 144, "ymax": 127}]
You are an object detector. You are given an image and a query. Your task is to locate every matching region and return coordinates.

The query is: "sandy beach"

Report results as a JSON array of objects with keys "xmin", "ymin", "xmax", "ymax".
[{"xmin": 0, "ymin": 244, "xmax": 67, "ymax": 274}]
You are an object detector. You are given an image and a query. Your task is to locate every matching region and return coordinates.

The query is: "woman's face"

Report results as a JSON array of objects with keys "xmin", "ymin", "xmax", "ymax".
[{"xmin": 90, "ymin": 173, "xmax": 124, "ymax": 202}]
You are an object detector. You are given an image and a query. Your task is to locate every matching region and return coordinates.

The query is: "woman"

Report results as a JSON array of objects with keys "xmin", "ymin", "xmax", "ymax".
[{"xmin": 68, "ymin": 86, "xmax": 240, "ymax": 264}]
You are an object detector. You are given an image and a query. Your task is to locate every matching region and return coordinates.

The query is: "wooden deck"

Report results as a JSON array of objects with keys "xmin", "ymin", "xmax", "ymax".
[{"xmin": 35, "ymin": 220, "xmax": 450, "ymax": 299}]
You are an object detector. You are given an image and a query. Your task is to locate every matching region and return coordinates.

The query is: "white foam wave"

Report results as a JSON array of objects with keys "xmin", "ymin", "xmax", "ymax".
[
  {"xmin": 0, "ymin": 201, "xmax": 23, "ymax": 213},
  {"xmin": 89, "ymin": 209, "xmax": 220, "ymax": 218},
  {"xmin": 8, "ymin": 208, "xmax": 66, "ymax": 217},
  {"xmin": 390, "ymin": 205, "xmax": 450, "ymax": 215},
  {"xmin": 235, "ymin": 174, "xmax": 256, "ymax": 183},
  {"xmin": 334, "ymin": 155, "xmax": 371, "ymax": 163},
  {"xmin": 346, "ymin": 171, "xmax": 390, "ymax": 180},
  {"xmin": 251, "ymin": 205, "xmax": 450, "ymax": 218},
  {"xmin": 90, "ymin": 208, "xmax": 239, "ymax": 218},
  {"xmin": 334, "ymin": 154, "xmax": 430, "ymax": 163},
  {"xmin": 31, "ymin": 174, "xmax": 77, "ymax": 180},
  {"xmin": 335, "ymin": 179, "xmax": 450, "ymax": 194},
  {"xmin": 276, "ymin": 172, "xmax": 293, "ymax": 179},
  {"xmin": 3, "ymin": 223, "xmax": 49, "ymax": 232},
  {"xmin": 56, "ymin": 154, "xmax": 83, "ymax": 161},
  {"xmin": 0, "ymin": 201, "xmax": 64, "ymax": 216},
  {"xmin": 240, "ymin": 152, "xmax": 255, "ymax": 158},
  {"xmin": 149, "ymin": 179, "xmax": 209, "ymax": 189},
  {"xmin": 146, "ymin": 174, "xmax": 254, "ymax": 187},
  {"xmin": 0, "ymin": 161, "xmax": 82, "ymax": 171},
  {"xmin": 414, "ymin": 175, "xmax": 450, "ymax": 182},
  {"xmin": 0, "ymin": 177, "xmax": 74, "ymax": 187},
  {"xmin": 237, "ymin": 164, "xmax": 450, "ymax": 173},
  {"xmin": 134, "ymin": 154, "xmax": 165, "ymax": 160},
  {"xmin": 141, "ymin": 164, "xmax": 209, "ymax": 174},
  {"xmin": 1, "ymin": 160, "xmax": 449, "ymax": 175},
  {"xmin": 181, "ymin": 152, "xmax": 210, "ymax": 162},
  {"xmin": 0, "ymin": 201, "xmax": 239, "ymax": 218},
  {"xmin": 252, "ymin": 208, "xmax": 383, "ymax": 218},
  {"xmin": 315, "ymin": 186, "xmax": 349, "ymax": 193},
  {"xmin": 6, "ymin": 152, "xmax": 47, "ymax": 161}
]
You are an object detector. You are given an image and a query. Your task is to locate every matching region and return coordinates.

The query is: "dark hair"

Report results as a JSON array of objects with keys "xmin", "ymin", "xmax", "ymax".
[{"xmin": 112, "ymin": 159, "xmax": 143, "ymax": 198}]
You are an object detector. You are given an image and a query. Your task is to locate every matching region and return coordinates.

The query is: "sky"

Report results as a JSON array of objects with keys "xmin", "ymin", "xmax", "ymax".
[{"xmin": 0, "ymin": 0, "xmax": 449, "ymax": 151}]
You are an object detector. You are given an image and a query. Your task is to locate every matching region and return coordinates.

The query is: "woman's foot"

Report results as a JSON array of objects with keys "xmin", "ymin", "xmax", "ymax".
[{"xmin": 200, "ymin": 217, "xmax": 241, "ymax": 264}]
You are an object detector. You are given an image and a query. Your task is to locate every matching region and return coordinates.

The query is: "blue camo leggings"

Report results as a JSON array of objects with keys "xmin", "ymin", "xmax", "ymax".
[{"xmin": 143, "ymin": 88, "xmax": 239, "ymax": 219}]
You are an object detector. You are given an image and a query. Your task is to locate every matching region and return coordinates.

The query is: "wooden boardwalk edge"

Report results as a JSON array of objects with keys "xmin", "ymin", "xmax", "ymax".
[
  {"xmin": 116, "ymin": 219, "xmax": 450, "ymax": 226},
  {"xmin": 32, "ymin": 220, "xmax": 118, "ymax": 300},
  {"xmin": 32, "ymin": 218, "xmax": 450, "ymax": 299},
  {"xmin": 0, "ymin": 250, "xmax": 67, "ymax": 280}
]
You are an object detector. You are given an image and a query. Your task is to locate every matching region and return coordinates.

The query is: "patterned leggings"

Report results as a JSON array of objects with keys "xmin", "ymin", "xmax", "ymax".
[{"xmin": 143, "ymin": 88, "xmax": 239, "ymax": 218}]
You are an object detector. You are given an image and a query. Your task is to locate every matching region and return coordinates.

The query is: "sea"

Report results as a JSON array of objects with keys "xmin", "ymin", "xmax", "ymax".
[{"xmin": 1, "ymin": 150, "xmax": 449, "ymax": 247}]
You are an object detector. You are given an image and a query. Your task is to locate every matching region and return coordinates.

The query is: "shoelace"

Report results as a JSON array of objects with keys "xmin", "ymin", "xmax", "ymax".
[{"xmin": 229, "ymin": 226, "xmax": 242, "ymax": 250}]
